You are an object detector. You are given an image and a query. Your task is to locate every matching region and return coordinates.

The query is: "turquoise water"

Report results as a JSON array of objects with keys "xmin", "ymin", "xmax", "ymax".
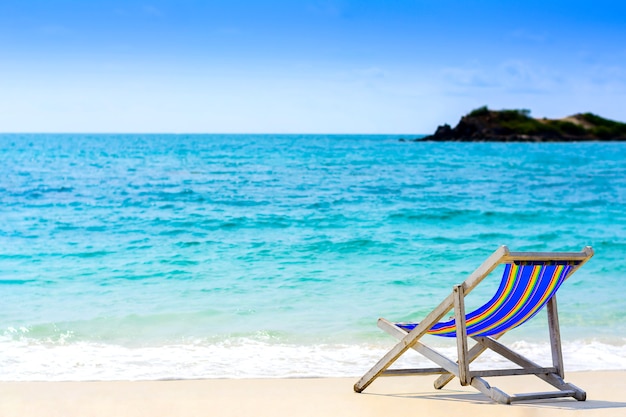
[{"xmin": 1, "ymin": 134, "xmax": 625, "ymax": 380}]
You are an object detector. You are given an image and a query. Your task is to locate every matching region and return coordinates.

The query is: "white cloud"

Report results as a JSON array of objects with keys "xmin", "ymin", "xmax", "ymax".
[
  {"xmin": 441, "ymin": 66, "xmax": 494, "ymax": 88},
  {"xmin": 509, "ymin": 29, "xmax": 548, "ymax": 43},
  {"xmin": 439, "ymin": 60, "xmax": 568, "ymax": 96},
  {"xmin": 39, "ymin": 25, "xmax": 72, "ymax": 36},
  {"xmin": 305, "ymin": 0, "xmax": 347, "ymax": 18},
  {"xmin": 142, "ymin": 5, "xmax": 163, "ymax": 17},
  {"xmin": 497, "ymin": 60, "xmax": 561, "ymax": 94},
  {"xmin": 356, "ymin": 67, "xmax": 386, "ymax": 79}
]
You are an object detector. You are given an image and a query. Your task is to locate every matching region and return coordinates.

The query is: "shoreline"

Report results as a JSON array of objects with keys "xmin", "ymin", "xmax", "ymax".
[
  {"xmin": 2, "ymin": 371, "xmax": 625, "ymax": 417},
  {"xmin": 2, "ymin": 335, "xmax": 624, "ymax": 381}
]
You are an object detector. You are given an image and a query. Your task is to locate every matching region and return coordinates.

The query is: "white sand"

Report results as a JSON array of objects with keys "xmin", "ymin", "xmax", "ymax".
[{"xmin": 1, "ymin": 371, "xmax": 625, "ymax": 417}]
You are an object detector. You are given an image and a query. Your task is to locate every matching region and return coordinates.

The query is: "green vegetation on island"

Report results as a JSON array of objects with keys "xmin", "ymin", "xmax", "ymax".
[{"xmin": 418, "ymin": 106, "xmax": 626, "ymax": 142}]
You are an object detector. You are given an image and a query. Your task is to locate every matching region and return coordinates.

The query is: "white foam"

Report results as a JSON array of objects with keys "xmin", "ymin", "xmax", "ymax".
[{"xmin": 1, "ymin": 337, "xmax": 624, "ymax": 381}]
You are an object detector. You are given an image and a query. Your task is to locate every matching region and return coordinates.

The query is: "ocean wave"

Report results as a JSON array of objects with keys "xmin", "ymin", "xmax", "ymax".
[
  {"xmin": 0, "ymin": 279, "xmax": 37, "ymax": 285},
  {"xmin": 293, "ymin": 238, "xmax": 393, "ymax": 254},
  {"xmin": 0, "ymin": 337, "xmax": 624, "ymax": 381},
  {"xmin": 2, "ymin": 136, "xmax": 626, "ymax": 382}
]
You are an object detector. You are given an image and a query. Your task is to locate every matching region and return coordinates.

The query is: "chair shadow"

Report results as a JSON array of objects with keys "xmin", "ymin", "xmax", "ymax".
[{"xmin": 366, "ymin": 390, "xmax": 626, "ymax": 410}]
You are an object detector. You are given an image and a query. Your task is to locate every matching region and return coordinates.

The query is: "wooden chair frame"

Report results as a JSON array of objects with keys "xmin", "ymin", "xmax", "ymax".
[{"xmin": 354, "ymin": 245, "xmax": 594, "ymax": 404}]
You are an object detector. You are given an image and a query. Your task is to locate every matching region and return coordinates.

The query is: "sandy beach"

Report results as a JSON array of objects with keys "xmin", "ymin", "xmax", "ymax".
[{"xmin": 1, "ymin": 371, "xmax": 624, "ymax": 417}]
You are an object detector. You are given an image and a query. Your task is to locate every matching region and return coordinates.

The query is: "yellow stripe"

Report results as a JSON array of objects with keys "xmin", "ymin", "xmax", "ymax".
[
  {"xmin": 469, "ymin": 264, "xmax": 541, "ymax": 335},
  {"xmin": 506, "ymin": 264, "xmax": 565, "ymax": 329},
  {"xmin": 428, "ymin": 263, "xmax": 520, "ymax": 335},
  {"xmin": 426, "ymin": 264, "xmax": 568, "ymax": 336}
]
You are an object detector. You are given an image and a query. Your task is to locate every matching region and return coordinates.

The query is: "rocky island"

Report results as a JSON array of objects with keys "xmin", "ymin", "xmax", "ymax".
[{"xmin": 415, "ymin": 106, "xmax": 626, "ymax": 142}]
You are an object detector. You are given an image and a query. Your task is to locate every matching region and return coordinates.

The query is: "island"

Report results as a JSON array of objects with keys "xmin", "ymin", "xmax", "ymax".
[{"xmin": 414, "ymin": 106, "xmax": 626, "ymax": 142}]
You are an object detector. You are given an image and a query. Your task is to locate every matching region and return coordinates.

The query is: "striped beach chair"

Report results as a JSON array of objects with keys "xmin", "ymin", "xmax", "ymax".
[{"xmin": 354, "ymin": 246, "xmax": 594, "ymax": 404}]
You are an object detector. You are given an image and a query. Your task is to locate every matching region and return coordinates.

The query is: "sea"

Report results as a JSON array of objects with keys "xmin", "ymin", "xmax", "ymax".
[{"xmin": 1, "ymin": 133, "xmax": 625, "ymax": 381}]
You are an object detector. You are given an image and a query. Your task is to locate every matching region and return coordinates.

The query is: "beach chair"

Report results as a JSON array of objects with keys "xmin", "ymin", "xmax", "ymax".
[{"xmin": 354, "ymin": 246, "xmax": 594, "ymax": 404}]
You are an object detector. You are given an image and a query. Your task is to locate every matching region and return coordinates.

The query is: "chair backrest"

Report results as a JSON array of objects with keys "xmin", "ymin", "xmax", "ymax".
[
  {"xmin": 396, "ymin": 247, "xmax": 592, "ymax": 337},
  {"xmin": 428, "ymin": 261, "xmax": 578, "ymax": 337}
]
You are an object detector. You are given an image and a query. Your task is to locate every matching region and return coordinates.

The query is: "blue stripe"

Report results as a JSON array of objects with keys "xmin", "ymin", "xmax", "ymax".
[{"xmin": 397, "ymin": 263, "xmax": 571, "ymax": 337}]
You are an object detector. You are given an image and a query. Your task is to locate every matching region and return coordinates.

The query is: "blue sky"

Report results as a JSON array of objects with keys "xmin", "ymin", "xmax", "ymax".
[{"xmin": 1, "ymin": 0, "xmax": 625, "ymax": 133}]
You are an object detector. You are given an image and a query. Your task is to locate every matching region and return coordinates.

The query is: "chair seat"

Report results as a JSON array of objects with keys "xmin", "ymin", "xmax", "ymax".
[{"xmin": 397, "ymin": 261, "xmax": 576, "ymax": 337}]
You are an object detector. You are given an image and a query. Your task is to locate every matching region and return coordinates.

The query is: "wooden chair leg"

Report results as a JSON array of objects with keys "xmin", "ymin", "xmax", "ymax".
[
  {"xmin": 547, "ymin": 296, "xmax": 564, "ymax": 378},
  {"xmin": 353, "ymin": 294, "xmax": 455, "ymax": 393},
  {"xmin": 474, "ymin": 335, "xmax": 586, "ymax": 401},
  {"xmin": 434, "ymin": 333, "xmax": 503, "ymax": 389},
  {"xmin": 453, "ymin": 284, "xmax": 470, "ymax": 386}
]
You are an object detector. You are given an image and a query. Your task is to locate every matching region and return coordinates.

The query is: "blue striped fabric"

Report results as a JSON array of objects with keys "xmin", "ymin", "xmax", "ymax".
[{"xmin": 397, "ymin": 262, "xmax": 575, "ymax": 337}]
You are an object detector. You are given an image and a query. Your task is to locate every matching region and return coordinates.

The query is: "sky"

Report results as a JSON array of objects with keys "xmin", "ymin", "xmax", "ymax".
[{"xmin": 1, "ymin": 0, "xmax": 625, "ymax": 133}]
